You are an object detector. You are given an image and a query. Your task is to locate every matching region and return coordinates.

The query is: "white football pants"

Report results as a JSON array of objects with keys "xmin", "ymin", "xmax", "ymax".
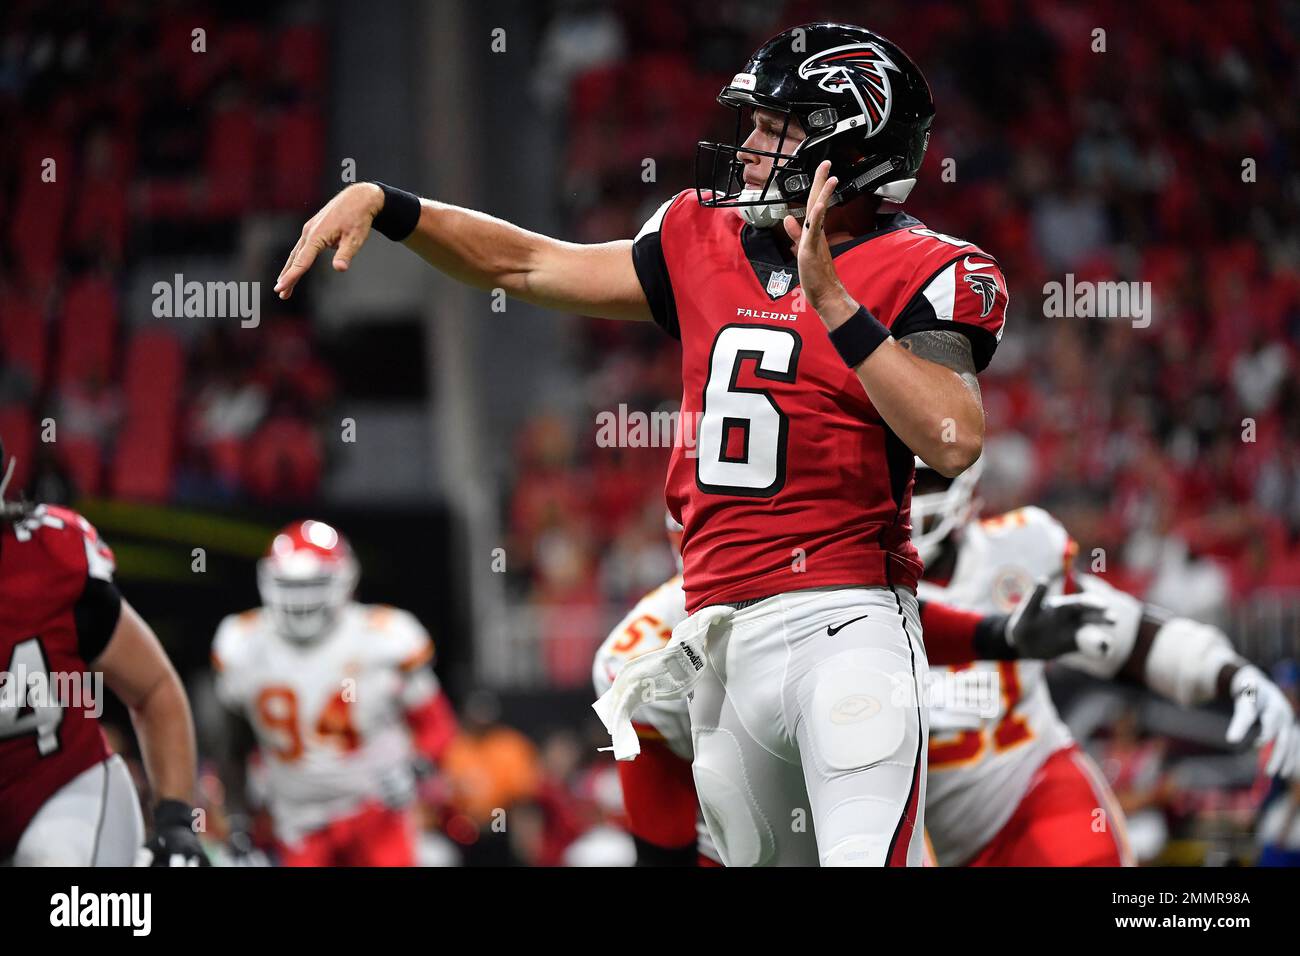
[
  {"xmin": 686, "ymin": 585, "xmax": 928, "ymax": 866},
  {"xmin": 11, "ymin": 755, "xmax": 144, "ymax": 866}
]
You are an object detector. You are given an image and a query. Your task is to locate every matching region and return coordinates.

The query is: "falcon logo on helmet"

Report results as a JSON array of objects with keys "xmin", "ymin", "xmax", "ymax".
[
  {"xmin": 696, "ymin": 22, "xmax": 935, "ymax": 228},
  {"xmin": 797, "ymin": 43, "xmax": 900, "ymax": 137}
]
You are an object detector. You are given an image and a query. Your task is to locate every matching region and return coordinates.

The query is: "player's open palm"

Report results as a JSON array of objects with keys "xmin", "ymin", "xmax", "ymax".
[
  {"xmin": 275, "ymin": 183, "xmax": 385, "ymax": 300},
  {"xmin": 783, "ymin": 160, "xmax": 849, "ymax": 324}
]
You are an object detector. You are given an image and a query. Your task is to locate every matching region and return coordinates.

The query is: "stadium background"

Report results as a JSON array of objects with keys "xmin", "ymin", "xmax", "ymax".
[{"xmin": 2, "ymin": 0, "xmax": 1298, "ymax": 865}]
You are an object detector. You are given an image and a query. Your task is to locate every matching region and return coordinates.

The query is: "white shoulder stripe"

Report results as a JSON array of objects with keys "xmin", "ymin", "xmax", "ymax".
[
  {"xmin": 634, "ymin": 196, "xmax": 675, "ymax": 243},
  {"xmin": 921, "ymin": 260, "xmax": 958, "ymax": 323}
]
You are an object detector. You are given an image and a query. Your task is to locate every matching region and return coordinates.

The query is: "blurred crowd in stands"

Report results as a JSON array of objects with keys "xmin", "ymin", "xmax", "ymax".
[
  {"xmin": 506, "ymin": 0, "xmax": 1300, "ymax": 684},
  {"xmin": 0, "ymin": 1, "xmax": 331, "ymax": 506},
  {"xmin": 3, "ymin": 0, "xmax": 1299, "ymax": 865}
]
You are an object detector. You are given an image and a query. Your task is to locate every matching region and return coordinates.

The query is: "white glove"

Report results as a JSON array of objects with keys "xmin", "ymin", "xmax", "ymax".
[{"xmin": 1226, "ymin": 665, "xmax": 1299, "ymax": 778}]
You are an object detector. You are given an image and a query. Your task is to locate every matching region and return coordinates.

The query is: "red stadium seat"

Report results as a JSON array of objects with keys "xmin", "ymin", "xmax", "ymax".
[
  {"xmin": 0, "ymin": 405, "xmax": 35, "ymax": 493},
  {"xmin": 56, "ymin": 435, "xmax": 105, "ymax": 497},
  {"xmin": 0, "ymin": 290, "xmax": 50, "ymax": 391},
  {"xmin": 55, "ymin": 274, "xmax": 118, "ymax": 388},
  {"xmin": 111, "ymin": 327, "xmax": 184, "ymax": 502},
  {"xmin": 268, "ymin": 109, "xmax": 324, "ymax": 211},
  {"xmin": 276, "ymin": 24, "xmax": 326, "ymax": 89},
  {"xmin": 205, "ymin": 104, "xmax": 259, "ymax": 218}
]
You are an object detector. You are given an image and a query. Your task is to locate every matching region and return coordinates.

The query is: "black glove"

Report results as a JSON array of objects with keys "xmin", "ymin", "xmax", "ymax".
[
  {"xmin": 142, "ymin": 799, "xmax": 210, "ymax": 867},
  {"xmin": 977, "ymin": 580, "xmax": 1113, "ymax": 660}
]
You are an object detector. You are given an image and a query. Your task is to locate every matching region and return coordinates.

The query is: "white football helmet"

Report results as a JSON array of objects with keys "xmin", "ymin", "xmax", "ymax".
[
  {"xmin": 257, "ymin": 519, "xmax": 358, "ymax": 641},
  {"xmin": 910, "ymin": 455, "xmax": 983, "ymax": 566}
]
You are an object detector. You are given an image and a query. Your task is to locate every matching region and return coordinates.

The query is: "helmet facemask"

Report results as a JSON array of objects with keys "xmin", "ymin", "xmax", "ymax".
[
  {"xmin": 696, "ymin": 99, "xmax": 822, "ymax": 228},
  {"xmin": 257, "ymin": 553, "xmax": 357, "ymax": 643},
  {"xmin": 910, "ymin": 456, "xmax": 984, "ymax": 567}
]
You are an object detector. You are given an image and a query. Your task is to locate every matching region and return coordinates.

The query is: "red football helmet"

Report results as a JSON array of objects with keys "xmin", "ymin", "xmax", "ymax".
[{"xmin": 257, "ymin": 519, "xmax": 358, "ymax": 640}]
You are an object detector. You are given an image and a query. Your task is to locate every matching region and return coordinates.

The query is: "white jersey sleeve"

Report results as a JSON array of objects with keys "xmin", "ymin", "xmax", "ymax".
[
  {"xmin": 358, "ymin": 605, "xmax": 439, "ymax": 708},
  {"xmin": 211, "ymin": 610, "xmax": 262, "ymax": 712}
]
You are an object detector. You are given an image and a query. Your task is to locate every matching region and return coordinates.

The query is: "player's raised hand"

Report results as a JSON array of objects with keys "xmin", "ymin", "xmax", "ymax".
[
  {"xmin": 1226, "ymin": 665, "xmax": 1300, "ymax": 778},
  {"xmin": 1005, "ymin": 579, "xmax": 1114, "ymax": 660},
  {"xmin": 783, "ymin": 160, "xmax": 855, "ymax": 327},
  {"xmin": 275, "ymin": 183, "xmax": 386, "ymax": 300}
]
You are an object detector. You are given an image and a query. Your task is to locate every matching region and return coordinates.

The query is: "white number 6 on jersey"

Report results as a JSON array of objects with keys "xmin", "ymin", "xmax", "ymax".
[{"xmin": 696, "ymin": 325, "xmax": 801, "ymax": 497}]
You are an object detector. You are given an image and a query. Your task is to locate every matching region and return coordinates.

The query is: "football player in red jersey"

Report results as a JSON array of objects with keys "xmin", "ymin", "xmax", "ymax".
[
  {"xmin": 596, "ymin": 514, "xmax": 1110, "ymax": 866},
  {"xmin": 0, "ymin": 438, "xmax": 207, "ymax": 866},
  {"xmin": 274, "ymin": 23, "xmax": 1106, "ymax": 865}
]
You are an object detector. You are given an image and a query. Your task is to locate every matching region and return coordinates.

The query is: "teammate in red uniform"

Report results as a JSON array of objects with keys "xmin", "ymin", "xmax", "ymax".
[
  {"xmin": 0, "ymin": 437, "xmax": 206, "ymax": 866},
  {"xmin": 273, "ymin": 22, "xmax": 1105, "ymax": 865}
]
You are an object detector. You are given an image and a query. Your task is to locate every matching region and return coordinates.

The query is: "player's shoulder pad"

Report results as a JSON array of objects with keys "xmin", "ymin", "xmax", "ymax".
[
  {"xmin": 884, "ymin": 226, "xmax": 1008, "ymax": 371},
  {"xmin": 211, "ymin": 609, "xmax": 263, "ymax": 674},
  {"xmin": 617, "ymin": 574, "xmax": 687, "ymax": 636},
  {"xmin": 595, "ymin": 575, "xmax": 687, "ymax": 676},
  {"xmin": 633, "ymin": 190, "xmax": 696, "ymax": 243},
  {"xmin": 360, "ymin": 604, "xmax": 435, "ymax": 671},
  {"xmin": 976, "ymin": 506, "xmax": 1075, "ymax": 577},
  {"xmin": 21, "ymin": 504, "xmax": 116, "ymax": 583}
]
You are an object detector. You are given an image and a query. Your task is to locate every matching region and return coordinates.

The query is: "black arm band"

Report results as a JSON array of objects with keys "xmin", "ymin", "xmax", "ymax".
[
  {"xmin": 973, "ymin": 614, "xmax": 1016, "ymax": 660},
  {"xmin": 370, "ymin": 182, "xmax": 422, "ymax": 242},
  {"xmin": 828, "ymin": 305, "xmax": 891, "ymax": 368}
]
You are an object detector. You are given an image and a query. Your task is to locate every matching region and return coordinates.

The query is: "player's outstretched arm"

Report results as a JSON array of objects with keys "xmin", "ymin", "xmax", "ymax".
[
  {"xmin": 1063, "ymin": 573, "xmax": 1298, "ymax": 778},
  {"xmin": 275, "ymin": 182, "xmax": 653, "ymax": 323},
  {"xmin": 95, "ymin": 599, "xmax": 209, "ymax": 865},
  {"xmin": 785, "ymin": 161, "xmax": 985, "ymax": 477},
  {"xmin": 920, "ymin": 581, "xmax": 1112, "ymax": 666}
]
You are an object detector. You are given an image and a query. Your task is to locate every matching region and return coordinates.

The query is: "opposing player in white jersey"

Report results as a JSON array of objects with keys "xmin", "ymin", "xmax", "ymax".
[
  {"xmin": 914, "ymin": 457, "xmax": 1300, "ymax": 866},
  {"xmin": 594, "ymin": 514, "xmax": 1111, "ymax": 866},
  {"xmin": 212, "ymin": 519, "xmax": 457, "ymax": 866}
]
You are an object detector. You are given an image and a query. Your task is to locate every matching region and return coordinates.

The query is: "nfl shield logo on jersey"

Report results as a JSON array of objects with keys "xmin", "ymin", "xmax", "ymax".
[{"xmin": 767, "ymin": 269, "xmax": 793, "ymax": 298}]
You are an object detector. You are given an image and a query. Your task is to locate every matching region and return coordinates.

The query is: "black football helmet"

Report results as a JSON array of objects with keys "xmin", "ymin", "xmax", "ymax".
[{"xmin": 696, "ymin": 22, "xmax": 935, "ymax": 227}]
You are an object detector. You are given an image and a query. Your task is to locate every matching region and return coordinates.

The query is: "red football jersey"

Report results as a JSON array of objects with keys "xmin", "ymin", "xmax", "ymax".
[
  {"xmin": 632, "ymin": 193, "xmax": 1008, "ymax": 612},
  {"xmin": 0, "ymin": 505, "xmax": 120, "ymax": 857}
]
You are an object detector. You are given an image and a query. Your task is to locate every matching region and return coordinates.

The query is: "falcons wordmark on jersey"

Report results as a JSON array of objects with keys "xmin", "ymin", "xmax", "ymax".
[{"xmin": 633, "ymin": 193, "xmax": 1008, "ymax": 612}]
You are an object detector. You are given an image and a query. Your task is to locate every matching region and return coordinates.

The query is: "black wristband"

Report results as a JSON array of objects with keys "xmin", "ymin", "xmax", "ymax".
[
  {"xmin": 973, "ymin": 613, "xmax": 1016, "ymax": 660},
  {"xmin": 828, "ymin": 305, "xmax": 891, "ymax": 368},
  {"xmin": 153, "ymin": 798, "xmax": 196, "ymax": 830},
  {"xmin": 370, "ymin": 182, "xmax": 421, "ymax": 242}
]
